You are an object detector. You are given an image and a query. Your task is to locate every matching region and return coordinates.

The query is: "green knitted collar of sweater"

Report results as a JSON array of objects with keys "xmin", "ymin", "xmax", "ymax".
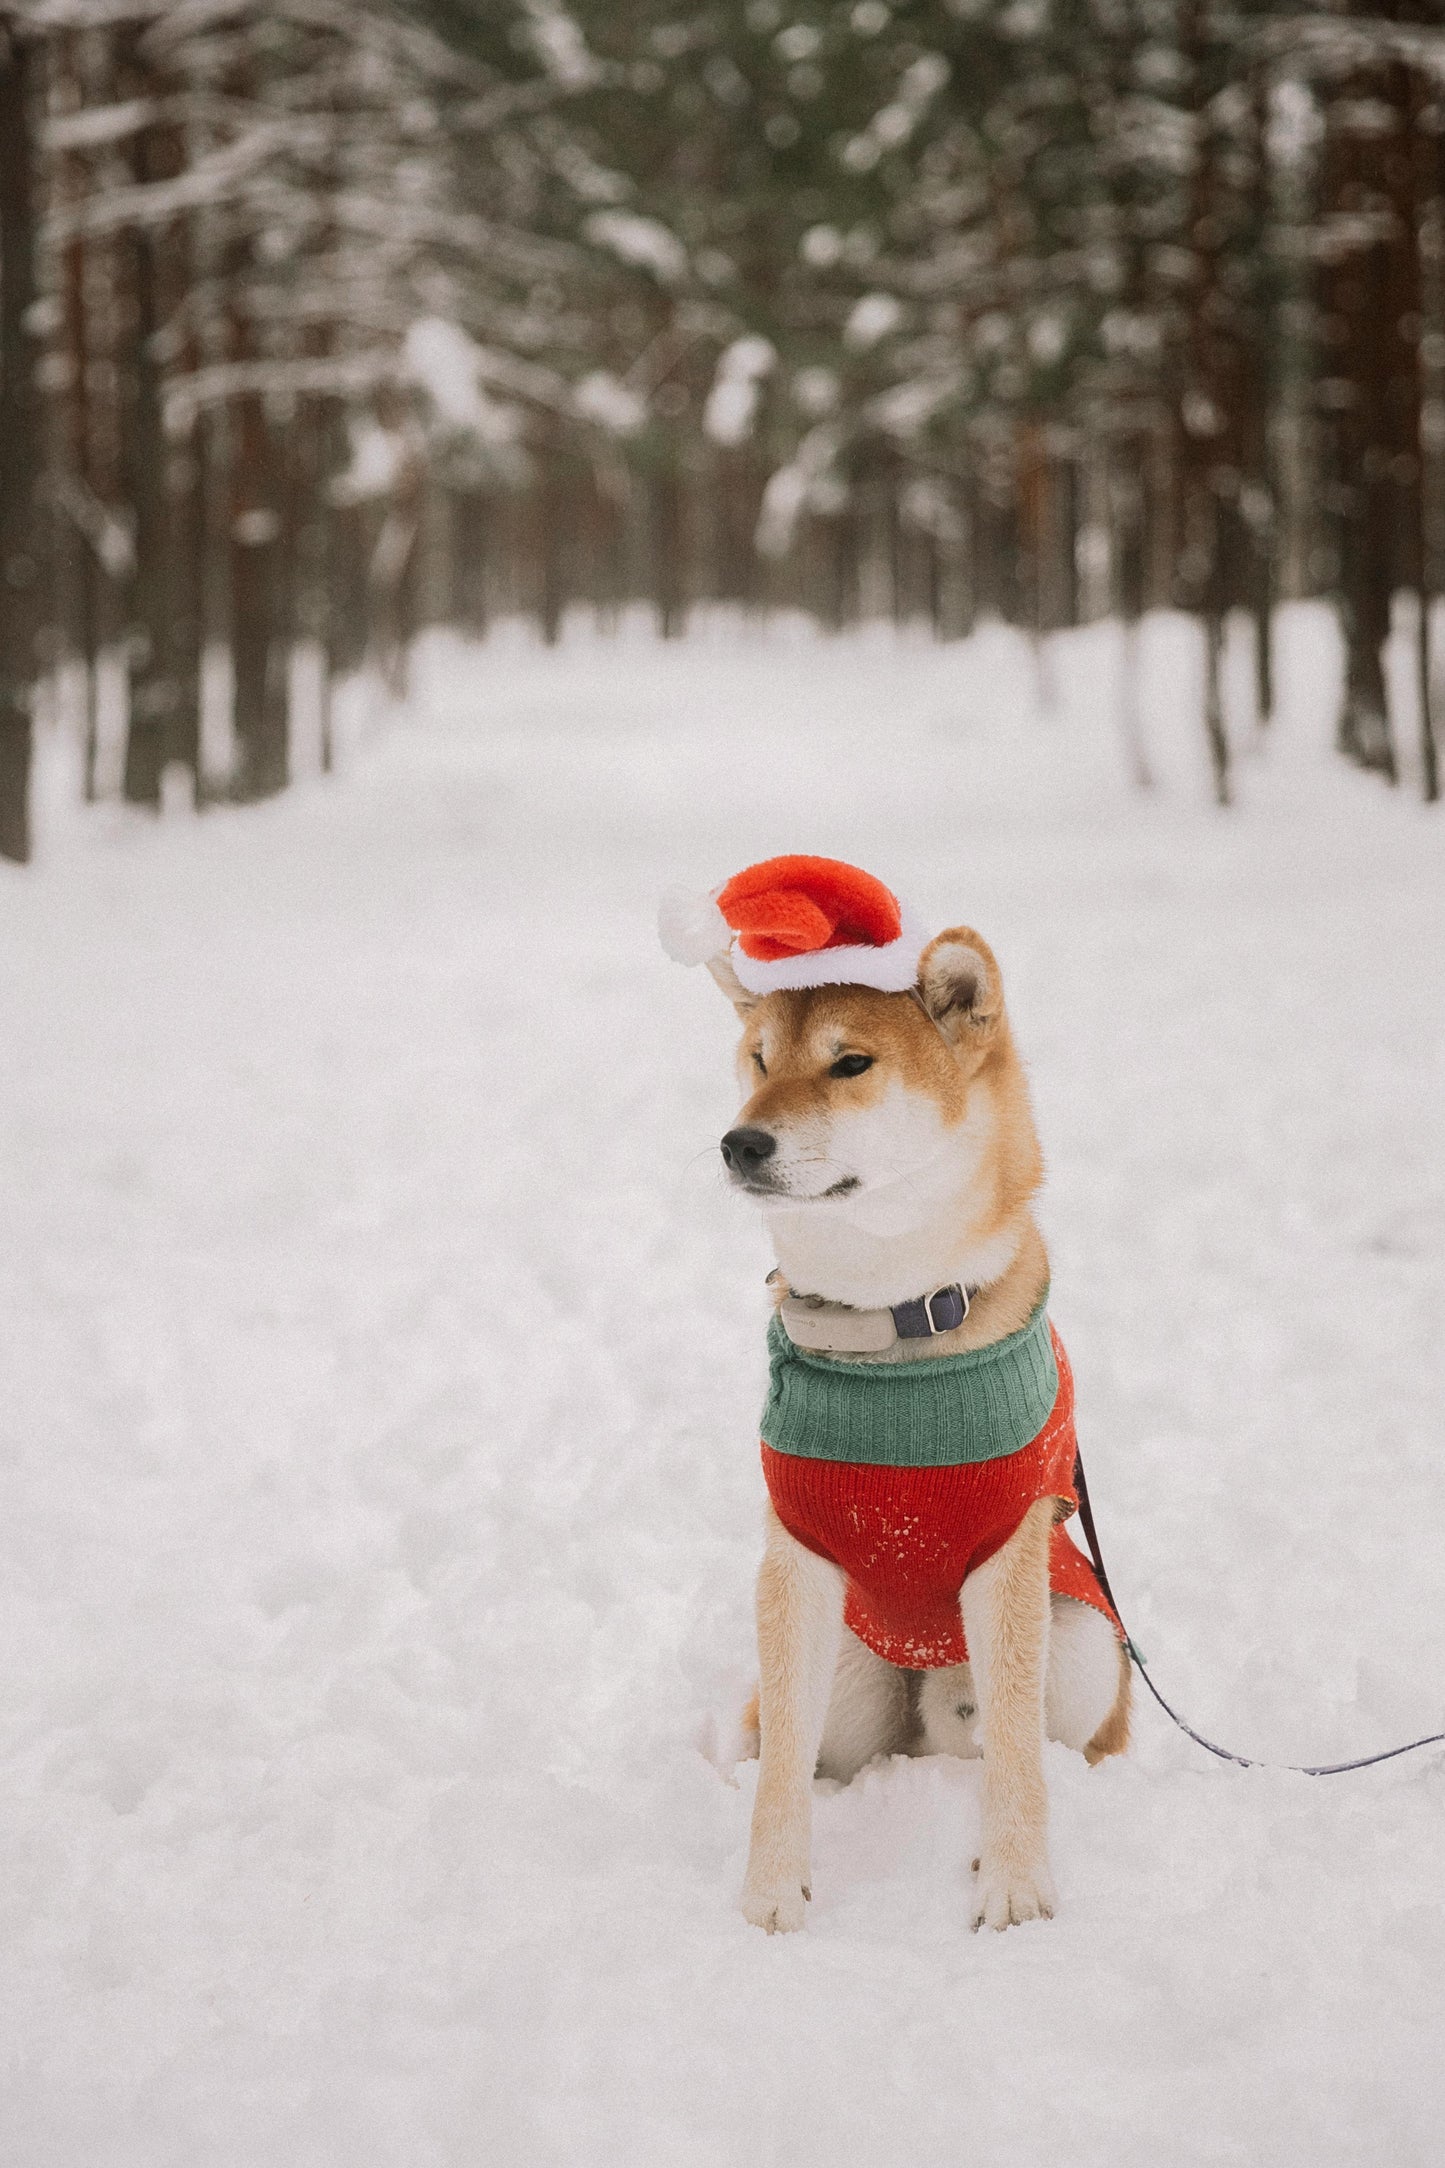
[{"xmin": 761, "ymin": 1290, "xmax": 1057, "ymax": 1467}]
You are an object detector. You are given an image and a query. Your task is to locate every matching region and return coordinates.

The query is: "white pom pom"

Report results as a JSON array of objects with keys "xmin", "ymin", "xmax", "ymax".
[{"xmin": 658, "ymin": 885, "xmax": 731, "ymax": 966}]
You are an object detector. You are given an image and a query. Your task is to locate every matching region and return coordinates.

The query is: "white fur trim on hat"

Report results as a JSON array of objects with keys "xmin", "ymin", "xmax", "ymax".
[
  {"xmin": 729, "ymin": 902, "xmax": 931, "ymax": 996},
  {"xmin": 658, "ymin": 885, "xmax": 731, "ymax": 966}
]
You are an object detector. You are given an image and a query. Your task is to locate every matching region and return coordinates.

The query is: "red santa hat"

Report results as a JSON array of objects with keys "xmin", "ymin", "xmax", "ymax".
[{"xmin": 658, "ymin": 854, "xmax": 930, "ymax": 996}]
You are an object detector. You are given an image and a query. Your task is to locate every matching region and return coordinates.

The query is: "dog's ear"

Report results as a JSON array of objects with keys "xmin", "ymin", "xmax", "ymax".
[
  {"xmin": 706, "ymin": 951, "xmax": 759, "ymax": 1015},
  {"xmin": 917, "ymin": 927, "xmax": 1003, "ymax": 1043}
]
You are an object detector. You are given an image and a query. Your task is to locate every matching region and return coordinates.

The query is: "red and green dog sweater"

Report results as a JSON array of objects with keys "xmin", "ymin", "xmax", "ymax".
[{"xmin": 759, "ymin": 1294, "xmax": 1120, "ymax": 1669}]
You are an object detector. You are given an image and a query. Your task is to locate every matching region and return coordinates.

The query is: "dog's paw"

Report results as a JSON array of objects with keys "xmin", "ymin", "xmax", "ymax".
[
  {"xmin": 740, "ymin": 1874, "xmax": 810, "ymax": 1934},
  {"xmin": 970, "ymin": 1851, "xmax": 1056, "ymax": 1933}
]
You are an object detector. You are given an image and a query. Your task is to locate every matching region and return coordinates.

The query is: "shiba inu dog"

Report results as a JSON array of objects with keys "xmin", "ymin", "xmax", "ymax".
[{"xmin": 662, "ymin": 856, "xmax": 1129, "ymax": 1935}]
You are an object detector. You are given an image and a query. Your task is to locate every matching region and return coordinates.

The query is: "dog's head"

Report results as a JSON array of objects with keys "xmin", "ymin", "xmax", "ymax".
[{"xmin": 710, "ymin": 928, "xmax": 1041, "ymax": 1231}]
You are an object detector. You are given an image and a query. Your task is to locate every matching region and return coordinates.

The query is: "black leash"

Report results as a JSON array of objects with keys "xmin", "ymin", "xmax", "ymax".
[{"xmin": 1071, "ymin": 1448, "xmax": 1445, "ymax": 1777}]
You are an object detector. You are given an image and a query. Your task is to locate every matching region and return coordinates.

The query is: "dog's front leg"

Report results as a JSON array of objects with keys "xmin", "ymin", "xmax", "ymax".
[
  {"xmin": 741, "ymin": 1505, "xmax": 844, "ymax": 1934},
  {"xmin": 961, "ymin": 1496, "xmax": 1056, "ymax": 1931}
]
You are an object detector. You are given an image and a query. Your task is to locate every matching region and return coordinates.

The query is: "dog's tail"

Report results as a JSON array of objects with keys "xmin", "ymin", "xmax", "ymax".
[{"xmin": 1083, "ymin": 1639, "xmax": 1133, "ymax": 1764}]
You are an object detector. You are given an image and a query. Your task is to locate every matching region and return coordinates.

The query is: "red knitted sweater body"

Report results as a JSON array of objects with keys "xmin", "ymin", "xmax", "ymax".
[{"xmin": 761, "ymin": 1329, "xmax": 1119, "ymax": 1668}]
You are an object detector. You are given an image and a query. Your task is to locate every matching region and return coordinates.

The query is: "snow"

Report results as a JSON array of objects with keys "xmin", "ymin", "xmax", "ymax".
[
  {"xmin": 521, "ymin": 1, "xmax": 600, "ymax": 90},
  {"xmin": 582, "ymin": 209, "xmax": 688, "ymax": 285},
  {"xmin": 5, "ymin": 606, "xmax": 1445, "ymax": 2164},
  {"xmin": 844, "ymin": 289, "xmax": 904, "ymax": 348},
  {"xmin": 572, "ymin": 369, "xmax": 647, "ymax": 436},
  {"xmin": 800, "ymin": 222, "xmax": 845, "ymax": 267},
  {"xmin": 404, "ymin": 319, "xmax": 521, "ymax": 446},
  {"xmin": 755, "ymin": 424, "xmax": 843, "ymax": 555},
  {"xmin": 331, "ymin": 418, "xmax": 407, "ymax": 503},
  {"xmin": 703, "ymin": 337, "xmax": 777, "ymax": 447},
  {"xmin": 792, "ymin": 362, "xmax": 841, "ymax": 415}
]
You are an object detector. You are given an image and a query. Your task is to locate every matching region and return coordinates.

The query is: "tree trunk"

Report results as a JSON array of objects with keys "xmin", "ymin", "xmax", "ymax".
[
  {"xmin": 1245, "ymin": 69, "xmax": 1275, "ymax": 729},
  {"xmin": 230, "ymin": 392, "xmax": 288, "ymax": 799},
  {"xmin": 45, "ymin": 32, "xmax": 95, "ymax": 761},
  {"xmin": 1416, "ymin": 590, "xmax": 1438, "ymax": 804},
  {"xmin": 1319, "ymin": 53, "xmax": 1420, "ymax": 784},
  {"xmin": 0, "ymin": 20, "xmax": 41, "ymax": 863},
  {"xmin": 119, "ymin": 40, "xmax": 188, "ymax": 808},
  {"xmin": 120, "ymin": 242, "xmax": 175, "ymax": 805},
  {"xmin": 327, "ymin": 498, "xmax": 370, "ymax": 684},
  {"xmin": 1336, "ymin": 590, "xmax": 1395, "ymax": 779},
  {"xmin": 449, "ymin": 488, "xmax": 488, "ymax": 637},
  {"xmin": 168, "ymin": 426, "xmax": 205, "ymax": 788},
  {"xmin": 829, "ymin": 500, "xmax": 859, "ymax": 630},
  {"xmin": 650, "ymin": 452, "xmax": 684, "ymax": 639},
  {"xmin": 290, "ymin": 396, "xmax": 334, "ymax": 773},
  {"xmin": 539, "ymin": 431, "xmax": 567, "ymax": 644},
  {"xmin": 1178, "ymin": 0, "xmax": 1235, "ymax": 805},
  {"xmin": 1252, "ymin": 569, "xmax": 1274, "ymax": 729},
  {"xmin": 1202, "ymin": 606, "xmax": 1232, "ymax": 808},
  {"xmin": 1109, "ymin": 448, "xmax": 1153, "ymax": 791},
  {"xmin": 366, "ymin": 431, "xmax": 422, "ymax": 699},
  {"xmin": 1412, "ymin": 67, "xmax": 1443, "ymax": 804}
]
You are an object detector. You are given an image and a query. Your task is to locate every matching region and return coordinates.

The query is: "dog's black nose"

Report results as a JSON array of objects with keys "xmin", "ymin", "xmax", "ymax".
[{"xmin": 721, "ymin": 1126, "xmax": 777, "ymax": 1179}]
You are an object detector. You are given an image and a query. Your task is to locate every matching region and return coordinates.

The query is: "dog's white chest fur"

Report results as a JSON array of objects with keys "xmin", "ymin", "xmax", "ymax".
[{"xmin": 762, "ymin": 1081, "xmax": 1013, "ymax": 1308}]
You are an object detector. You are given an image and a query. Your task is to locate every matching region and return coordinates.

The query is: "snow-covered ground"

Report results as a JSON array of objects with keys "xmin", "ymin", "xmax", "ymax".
[{"xmin": 4, "ymin": 608, "xmax": 1445, "ymax": 2166}]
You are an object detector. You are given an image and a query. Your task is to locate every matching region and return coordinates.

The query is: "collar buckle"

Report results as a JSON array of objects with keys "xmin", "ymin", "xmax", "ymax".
[
  {"xmin": 893, "ymin": 1282, "xmax": 969, "ymax": 1339},
  {"xmin": 927, "ymin": 1283, "xmax": 969, "ymax": 1333}
]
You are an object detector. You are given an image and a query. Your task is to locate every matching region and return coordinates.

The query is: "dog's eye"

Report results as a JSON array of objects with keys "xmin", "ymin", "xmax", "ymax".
[
  {"xmin": 829, "ymin": 1054, "xmax": 874, "ymax": 1079},
  {"xmin": 752, "ymin": 1050, "xmax": 767, "ymax": 1074}
]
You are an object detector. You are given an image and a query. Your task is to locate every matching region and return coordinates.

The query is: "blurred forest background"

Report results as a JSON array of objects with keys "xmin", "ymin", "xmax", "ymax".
[{"xmin": 2, "ymin": 0, "xmax": 1444, "ymax": 864}]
